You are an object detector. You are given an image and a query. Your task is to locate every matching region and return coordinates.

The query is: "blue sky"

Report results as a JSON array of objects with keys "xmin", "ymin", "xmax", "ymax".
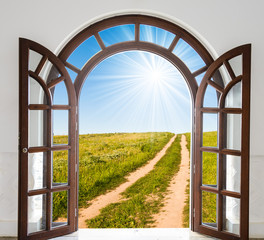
[{"xmin": 53, "ymin": 24, "xmax": 217, "ymax": 135}]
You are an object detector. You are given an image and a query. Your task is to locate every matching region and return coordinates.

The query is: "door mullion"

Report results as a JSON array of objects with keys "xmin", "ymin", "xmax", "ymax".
[
  {"xmin": 46, "ymin": 108, "xmax": 52, "ymax": 230},
  {"xmin": 194, "ymin": 106, "xmax": 203, "ymax": 230},
  {"xmin": 217, "ymin": 110, "xmax": 224, "ymax": 231}
]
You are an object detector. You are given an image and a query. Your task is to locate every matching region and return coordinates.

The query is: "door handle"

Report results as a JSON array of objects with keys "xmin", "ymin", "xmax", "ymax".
[{"xmin": 22, "ymin": 148, "xmax": 28, "ymax": 153}]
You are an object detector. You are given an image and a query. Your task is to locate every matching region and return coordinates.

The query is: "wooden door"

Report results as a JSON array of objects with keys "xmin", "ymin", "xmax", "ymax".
[
  {"xmin": 19, "ymin": 38, "xmax": 77, "ymax": 240},
  {"xmin": 194, "ymin": 44, "xmax": 251, "ymax": 239}
]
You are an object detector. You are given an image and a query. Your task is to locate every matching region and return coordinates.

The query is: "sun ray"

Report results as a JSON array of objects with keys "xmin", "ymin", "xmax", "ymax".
[{"xmin": 79, "ymin": 50, "xmax": 191, "ymax": 134}]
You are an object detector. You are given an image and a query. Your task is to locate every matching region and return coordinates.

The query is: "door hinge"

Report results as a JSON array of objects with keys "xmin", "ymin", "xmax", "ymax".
[
  {"xmin": 75, "ymin": 208, "xmax": 77, "ymax": 217},
  {"xmin": 193, "ymin": 208, "xmax": 195, "ymax": 218},
  {"xmin": 193, "ymin": 164, "xmax": 195, "ymax": 174},
  {"xmin": 75, "ymin": 164, "xmax": 78, "ymax": 173}
]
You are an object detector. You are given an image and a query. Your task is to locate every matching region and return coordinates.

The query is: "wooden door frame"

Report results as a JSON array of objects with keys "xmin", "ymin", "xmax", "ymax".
[{"xmin": 56, "ymin": 14, "xmax": 222, "ymax": 231}]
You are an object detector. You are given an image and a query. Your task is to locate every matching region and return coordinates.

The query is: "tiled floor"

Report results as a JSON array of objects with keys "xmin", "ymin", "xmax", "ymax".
[{"xmin": 51, "ymin": 228, "xmax": 218, "ymax": 240}]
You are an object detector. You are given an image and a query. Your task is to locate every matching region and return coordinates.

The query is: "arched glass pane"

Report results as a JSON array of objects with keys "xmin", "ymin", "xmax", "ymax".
[
  {"xmin": 29, "ymin": 77, "xmax": 47, "ymax": 104},
  {"xmin": 52, "ymin": 81, "xmax": 68, "ymax": 105},
  {"xmin": 140, "ymin": 24, "xmax": 175, "ymax": 48},
  {"xmin": 211, "ymin": 66, "xmax": 231, "ymax": 88},
  {"xmin": 228, "ymin": 55, "xmax": 242, "ymax": 77},
  {"xmin": 99, "ymin": 24, "xmax": 135, "ymax": 47},
  {"xmin": 203, "ymin": 84, "xmax": 218, "ymax": 108},
  {"xmin": 173, "ymin": 39, "xmax": 206, "ymax": 73},
  {"xmin": 225, "ymin": 82, "xmax": 242, "ymax": 108},
  {"xmin": 67, "ymin": 36, "xmax": 101, "ymax": 69},
  {"xmin": 39, "ymin": 60, "xmax": 61, "ymax": 83},
  {"xmin": 29, "ymin": 50, "xmax": 43, "ymax": 72}
]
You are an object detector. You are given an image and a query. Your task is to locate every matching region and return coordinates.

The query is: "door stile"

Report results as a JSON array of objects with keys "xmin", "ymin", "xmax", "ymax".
[
  {"xmin": 194, "ymin": 102, "xmax": 203, "ymax": 231},
  {"xmin": 68, "ymin": 104, "xmax": 77, "ymax": 231},
  {"xmin": 240, "ymin": 45, "xmax": 251, "ymax": 238},
  {"xmin": 18, "ymin": 37, "xmax": 30, "ymax": 240}
]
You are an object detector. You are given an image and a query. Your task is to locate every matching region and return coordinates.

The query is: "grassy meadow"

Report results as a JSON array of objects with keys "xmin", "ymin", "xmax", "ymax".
[
  {"xmin": 86, "ymin": 134, "xmax": 182, "ymax": 228},
  {"xmin": 52, "ymin": 131, "xmax": 217, "ymax": 227},
  {"xmin": 52, "ymin": 132, "xmax": 174, "ymax": 221}
]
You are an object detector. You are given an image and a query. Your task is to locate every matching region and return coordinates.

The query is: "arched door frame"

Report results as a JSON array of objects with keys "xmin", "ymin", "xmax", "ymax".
[
  {"xmin": 58, "ymin": 15, "xmax": 220, "ymax": 99},
  {"xmin": 55, "ymin": 14, "xmax": 224, "ymax": 231}
]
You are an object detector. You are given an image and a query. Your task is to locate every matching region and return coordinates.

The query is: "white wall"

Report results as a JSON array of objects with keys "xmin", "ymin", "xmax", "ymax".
[{"xmin": 1, "ymin": 0, "xmax": 264, "ymax": 237}]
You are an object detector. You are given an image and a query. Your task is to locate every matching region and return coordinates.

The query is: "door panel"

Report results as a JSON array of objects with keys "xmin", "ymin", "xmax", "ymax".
[
  {"xmin": 194, "ymin": 44, "xmax": 251, "ymax": 240},
  {"xmin": 19, "ymin": 38, "xmax": 77, "ymax": 240}
]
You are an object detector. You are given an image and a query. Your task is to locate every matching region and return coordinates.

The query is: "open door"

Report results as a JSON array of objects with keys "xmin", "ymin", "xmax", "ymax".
[
  {"xmin": 194, "ymin": 45, "xmax": 251, "ymax": 239},
  {"xmin": 19, "ymin": 36, "xmax": 251, "ymax": 240},
  {"xmin": 19, "ymin": 39, "xmax": 77, "ymax": 239}
]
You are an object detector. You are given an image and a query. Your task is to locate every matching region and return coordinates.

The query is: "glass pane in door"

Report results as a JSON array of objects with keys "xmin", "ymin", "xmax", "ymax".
[
  {"xmin": 203, "ymin": 84, "xmax": 218, "ymax": 108},
  {"xmin": 228, "ymin": 55, "xmax": 242, "ymax": 77},
  {"xmin": 202, "ymin": 191, "xmax": 217, "ymax": 228},
  {"xmin": 223, "ymin": 155, "xmax": 241, "ymax": 193},
  {"xmin": 29, "ymin": 77, "xmax": 48, "ymax": 104},
  {"xmin": 29, "ymin": 50, "xmax": 43, "ymax": 72},
  {"xmin": 29, "ymin": 110, "xmax": 48, "ymax": 147},
  {"xmin": 211, "ymin": 65, "xmax": 231, "ymax": 88},
  {"xmin": 223, "ymin": 196, "xmax": 240, "ymax": 235},
  {"xmin": 53, "ymin": 110, "xmax": 69, "ymax": 145},
  {"xmin": 203, "ymin": 113, "xmax": 218, "ymax": 147},
  {"xmin": 28, "ymin": 152, "xmax": 47, "ymax": 191},
  {"xmin": 202, "ymin": 152, "xmax": 218, "ymax": 187},
  {"xmin": 52, "ymin": 150, "xmax": 68, "ymax": 186},
  {"xmin": 225, "ymin": 82, "xmax": 242, "ymax": 108},
  {"xmin": 225, "ymin": 114, "xmax": 241, "ymax": 151},
  {"xmin": 52, "ymin": 191, "xmax": 68, "ymax": 228},
  {"xmin": 39, "ymin": 60, "xmax": 61, "ymax": 84},
  {"xmin": 28, "ymin": 194, "xmax": 47, "ymax": 234},
  {"xmin": 52, "ymin": 81, "xmax": 69, "ymax": 105}
]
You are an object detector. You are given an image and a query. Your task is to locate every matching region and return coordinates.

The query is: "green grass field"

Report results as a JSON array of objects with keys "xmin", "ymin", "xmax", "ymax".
[
  {"xmin": 183, "ymin": 131, "xmax": 217, "ymax": 227},
  {"xmin": 85, "ymin": 134, "xmax": 182, "ymax": 228},
  {"xmin": 52, "ymin": 131, "xmax": 217, "ymax": 226},
  {"xmin": 52, "ymin": 132, "xmax": 174, "ymax": 221}
]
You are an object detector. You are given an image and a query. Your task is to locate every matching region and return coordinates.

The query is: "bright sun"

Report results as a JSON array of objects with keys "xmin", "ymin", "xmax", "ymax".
[{"xmin": 150, "ymin": 70, "xmax": 162, "ymax": 83}]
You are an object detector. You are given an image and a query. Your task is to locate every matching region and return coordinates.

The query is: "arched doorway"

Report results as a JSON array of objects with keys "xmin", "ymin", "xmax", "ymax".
[{"xmin": 18, "ymin": 14, "xmax": 251, "ymax": 240}]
